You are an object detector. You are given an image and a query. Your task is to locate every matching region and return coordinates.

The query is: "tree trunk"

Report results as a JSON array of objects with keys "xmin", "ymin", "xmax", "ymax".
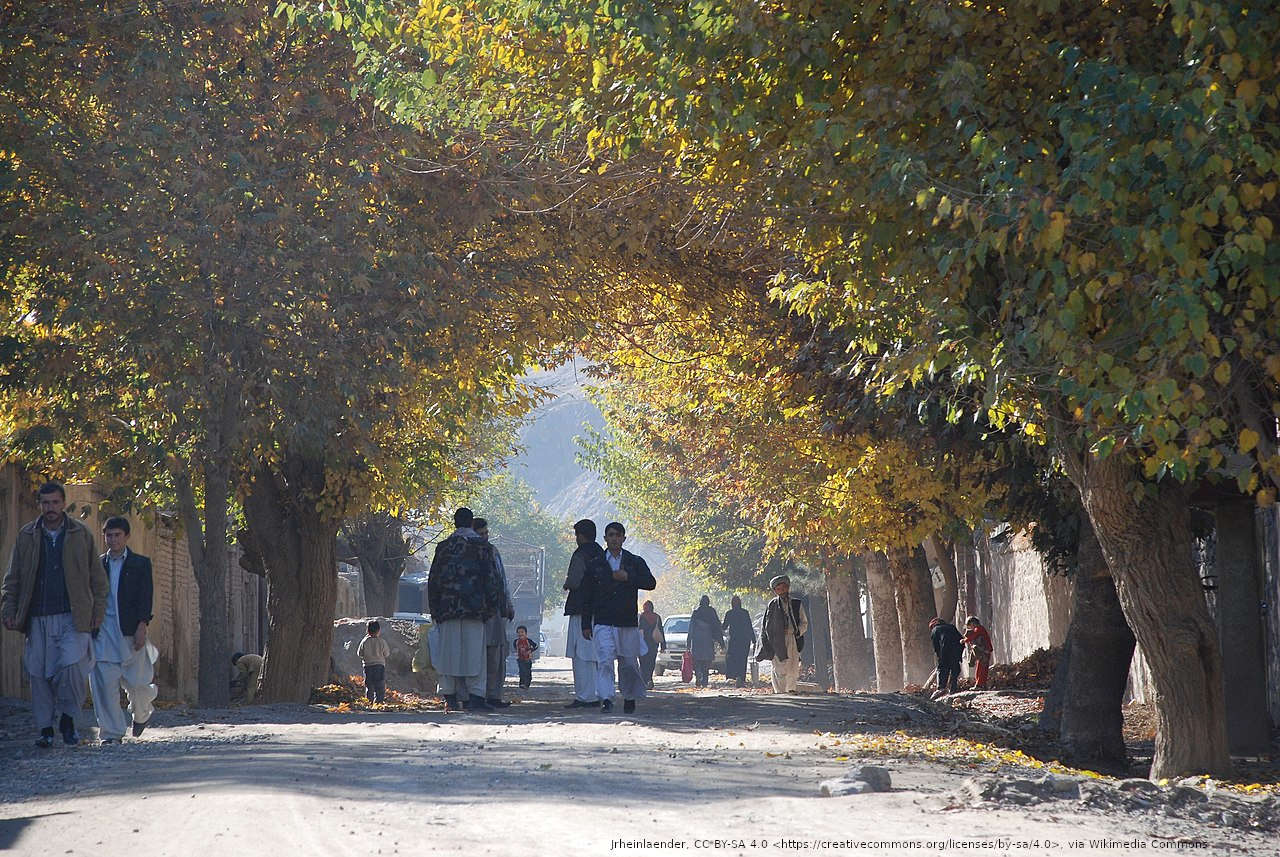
[
  {"xmin": 1213, "ymin": 497, "xmax": 1271, "ymax": 754},
  {"xmin": 927, "ymin": 533, "xmax": 960, "ymax": 624},
  {"xmin": 887, "ymin": 544, "xmax": 937, "ymax": 686},
  {"xmin": 825, "ymin": 559, "xmax": 868, "ymax": 692},
  {"xmin": 1052, "ymin": 519, "xmax": 1135, "ymax": 772},
  {"xmin": 955, "ymin": 531, "xmax": 979, "ymax": 619},
  {"xmin": 848, "ymin": 569, "xmax": 874, "ymax": 689},
  {"xmin": 1067, "ymin": 452, "xmax": 1231, "ymax": 779},
  {"xmin": 243, "ymin": 457, "xmax": 340, "ymax": 703},
  {"xmin": 864, "ymin": 552, "xmax": 903, "ymax": 692},
  {"xmin": 808, "ymin": 593, "xmax": 832, "ymax": 690},
  {"xmin": 347, "ymin": 512, "xmax": 407, "ymax": 618},
  {"xmin": 172, "ymin": 456, "xmax": 232, "ymax": 708}
]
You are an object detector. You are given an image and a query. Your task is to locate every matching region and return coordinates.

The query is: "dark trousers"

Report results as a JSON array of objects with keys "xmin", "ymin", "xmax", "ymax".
[
  {"xmin": 517, "ymin": 660, "xmax": 532, "ymax": 688},
  {"xmin": 364, "ymin": 664, "xmax": 386, "ymax": 702},
  {"xmin": 694, "ymin": 661, "xmax": 711, "ymax": 687},
  {"xmin": 726, "ymin": 648, "xmax": 749, "ymax": 683},
  {"xmin": 639, "ymin": 649, "xmax": 658, "ymax": 687},
  {"xmin": 936, "ymin": 659, "xmax": 961, "ymax": 694}
]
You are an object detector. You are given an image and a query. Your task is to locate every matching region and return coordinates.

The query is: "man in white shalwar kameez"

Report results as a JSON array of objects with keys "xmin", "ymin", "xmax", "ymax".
[
  {"xmin": 755, "ymin": 575, "xmax": 809, "ymax": 694},
  {"xmin": 581, "ymin": 522, "xmax": 657, "ymax": 713},
  {"xmin": 473, "ymin": 517, "xmax": 514, "ymax": 708},
  {"xmin": 90, "ymin": 517, "xmax": 157, "ymax": 744},
  {"xmin": 428, "ymin": 508, "xmax": 504, "ymax": 712},
  {"xmin": 562, "ymin": 519, "xmax": 605, "ymax": 708}
]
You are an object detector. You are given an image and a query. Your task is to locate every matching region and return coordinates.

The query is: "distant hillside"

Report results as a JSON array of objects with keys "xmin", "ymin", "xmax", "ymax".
[
  {"xmin": 512, "ymin": 362, "xmax": 605, "ymax": 504},
  {"xmin": 544, "ymin": 470, "xmax": 616, "ymax": 522},
  {"xmin": 511, "ymin": 361, "xmax": 688, "ymax": 612}
]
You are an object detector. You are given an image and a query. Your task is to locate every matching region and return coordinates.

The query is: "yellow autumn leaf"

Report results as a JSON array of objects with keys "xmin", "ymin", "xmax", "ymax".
[{"xmin": 1239, "ymin": 428, "xmax": 1260, "ymax": 453}]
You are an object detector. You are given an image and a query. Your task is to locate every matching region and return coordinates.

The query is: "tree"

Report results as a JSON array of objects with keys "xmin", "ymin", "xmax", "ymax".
[
  {"xmin": 1, "ymin": 1, "xmax": 537, "ymax": 702},
  {"xmin": 386, "ymin": 0, "xmax": 1280, "ymax": 779},
  {"xmin": 343, "ymin": 512, "xmax": 410, "ymax": 618}
]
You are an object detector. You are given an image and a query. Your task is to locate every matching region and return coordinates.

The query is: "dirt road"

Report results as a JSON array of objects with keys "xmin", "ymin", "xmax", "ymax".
[{"xmin": 0, "ymin": 658, "xmax": 1273, "ymax": 857}]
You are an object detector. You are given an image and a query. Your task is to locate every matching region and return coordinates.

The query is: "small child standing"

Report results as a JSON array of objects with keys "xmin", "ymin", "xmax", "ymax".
[
  {"xmin": 357, "ymin": 620, "xmax": 391, "ymax": 703},
  {"xmin": 513, "ymin": 625, "xmax": 538, "ymax": 688}
]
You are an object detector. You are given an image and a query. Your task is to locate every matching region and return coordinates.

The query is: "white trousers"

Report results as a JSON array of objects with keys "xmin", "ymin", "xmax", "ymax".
[
  {"xmin": 24, "ymin": 613, "xmax": 92, "ymax": 731},
  {"xmin": 771, "ymin": 657, "xmax": 802, "ymax": 693},
  {"xmin": 91, "ymin": 646, "xmax": 156, "ymax": 739},
  {"xmin": 566, "ymin": 615, "xmax": 599, "ymax": 702},
  {"xmin": 593, "ymin": 625, "xmax": 647, "ymax": 702}
]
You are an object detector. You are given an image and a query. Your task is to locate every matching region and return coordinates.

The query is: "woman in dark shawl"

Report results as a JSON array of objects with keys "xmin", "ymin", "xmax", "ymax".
[
  {"xmin": 721, "ymin": 595, "xmax": 756, "ymax": 687},
  {"xmin": 687, "ymin": 595, "xmax": 723, "ymax": 687}
]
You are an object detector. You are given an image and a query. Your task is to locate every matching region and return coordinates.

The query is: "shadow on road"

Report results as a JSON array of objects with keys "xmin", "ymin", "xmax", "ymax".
[{"xmin": 0, "ymin": 813, "xmax": 70, "ymax": 848}]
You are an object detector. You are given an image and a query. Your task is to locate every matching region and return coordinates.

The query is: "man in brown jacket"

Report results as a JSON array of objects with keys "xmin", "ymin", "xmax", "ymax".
[{"xmin": 1, "ymin": 482, "xmax": 107, "ymax": 747}]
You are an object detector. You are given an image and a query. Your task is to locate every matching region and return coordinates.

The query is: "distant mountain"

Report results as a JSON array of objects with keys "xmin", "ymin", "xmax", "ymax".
[
  {"xmin": 544, "ymin": 470, "xmax": 617, "ymax": 522},
  {"xmin": 512, "ymin": 361, "xmax": 605, "ymax": 504},
  {"xmin": 512, "ymin": 361, "xmax": 677, "ymax": 591}
]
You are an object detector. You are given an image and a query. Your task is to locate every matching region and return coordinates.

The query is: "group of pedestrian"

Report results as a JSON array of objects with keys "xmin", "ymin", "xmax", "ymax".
[
  {"xmin": 426, "ymin": 507, "xmax": 515, "ymax": 712},
  {"xmin": 1, "ymin": 482, "xmax": 156, "ymax": 747},
  {"xmin": 678, "ymin": 593, "xmax": 756, "ymax": 688},
  {"xmin": 562, "ymin": 518, "xmax": 657, "ymax": 713},
  {"xmin": 930, "ymin": 615, "xmax": 994, "ymax": 696}
]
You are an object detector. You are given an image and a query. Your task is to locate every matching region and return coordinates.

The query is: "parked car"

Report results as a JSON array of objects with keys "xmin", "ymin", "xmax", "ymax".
[{"xmin": 655, "ymin": 613, "xmax": 725, "ymax": 676}]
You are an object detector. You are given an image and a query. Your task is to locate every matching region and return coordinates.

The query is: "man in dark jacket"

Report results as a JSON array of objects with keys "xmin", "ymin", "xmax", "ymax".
[
  {"xmin": 90, "ymin": 516, "xmax": 157, "ymax": 743},
  {"xmin": 427, "ymin": 507, "xmax": 504, "ymax": 712},
  {"xmin": 581, "ymin": 521, "xmax": 656, "ymax": 713},
  {"xmin": 754, "ymin": 575, "xmax": 808, "ymax": 693},
  {"xmin": 930, "ymin": 617, "xmax": 964, "ymax": 695},
  {"xmin": 562, "ymin": 519, "xmax": 608, "ymax": 708},
  {"xmin": 1, "ymin": 482, "xmax": 107, "ymax": 747}
]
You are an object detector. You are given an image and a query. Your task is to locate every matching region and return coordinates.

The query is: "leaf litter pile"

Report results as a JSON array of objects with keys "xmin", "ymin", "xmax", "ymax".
[
  {"xmin": 887, "ymin": 646, "xmax": 1280, "ymax": 798},
  {"xmin": 310, "ymin": 674, "xmax": 444, "ymax": 713}
]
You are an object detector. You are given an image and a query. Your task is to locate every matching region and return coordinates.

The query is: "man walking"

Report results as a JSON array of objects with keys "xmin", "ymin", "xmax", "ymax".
[
  {"xmin": 427, "ymin": 507, "xmax": 504, "ymax": 712},
  {"xmin": 562, "ymin": 519, "xmax": 607, "ymax": 708},
  {"xmin": 581, "ymin": 521, "xmax": 656, "ymax": 713},
  {"xmin": 721, "ymin": 595, "xmax": 756, "ymax": 688},
  {"xmin": 930, "ymin": 616, "xmax": 964, "ymax": 696},
  {"xmin": 90, "ymin": 516, "xmax": 157, "ymax": 744},
  {"xmin": 755, "ymin": 575, "xmax": 808, "ymax": 694},
  {"xmin": 472, "ymin": 517, "xmax": 515, "ymax": 708},
  {"xmin": 2, "ymin": 482, "xmax": 107, "ymax": 747}
]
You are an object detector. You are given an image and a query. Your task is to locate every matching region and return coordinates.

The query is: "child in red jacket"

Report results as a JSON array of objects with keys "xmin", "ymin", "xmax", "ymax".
[
  {"xmin": 962, "ymin": 617, "xmax": 994, "ymax": 690},
  {"xmin": 513, "ymin": 625, "xmax": 539, "ymax": 688}
]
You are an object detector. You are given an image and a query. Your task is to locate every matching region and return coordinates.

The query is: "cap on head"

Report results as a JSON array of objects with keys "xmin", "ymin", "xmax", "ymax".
[{"xmin": 769, "ymin": 574, "xmax": 790, "ymax": 589}]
